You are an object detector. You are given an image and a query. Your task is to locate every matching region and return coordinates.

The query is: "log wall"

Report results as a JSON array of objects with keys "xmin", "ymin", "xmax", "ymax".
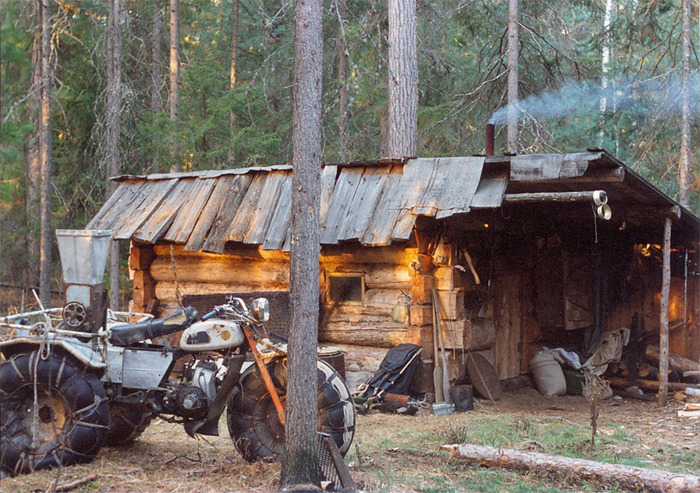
[{"xmin": 139, "ymin": 243, "xmax": 422, "ymax": 348}]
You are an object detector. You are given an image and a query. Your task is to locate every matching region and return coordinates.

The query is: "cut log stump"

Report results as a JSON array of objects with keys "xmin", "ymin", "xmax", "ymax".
[{"xmin": 442, "ymin": 443, "xmax": 700, "ymax": 493}]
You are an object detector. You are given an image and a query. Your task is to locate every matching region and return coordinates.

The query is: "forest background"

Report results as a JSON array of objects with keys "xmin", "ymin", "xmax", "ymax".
[{"xmin": 0, "ymin": 0, "xmax": 698, "ymax": 306}]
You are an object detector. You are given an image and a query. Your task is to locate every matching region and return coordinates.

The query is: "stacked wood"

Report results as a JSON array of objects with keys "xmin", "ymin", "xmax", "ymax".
[
  {"xmin": 646, "ymin": 345, "xmax": 700, "ymax": 374},
  {"xmin": 608, "ymin": 377, "xmax": 700, "ymax": 393},
  {"xmin": 443, "ymin": 443, "xmax": 700, "ymax": 493}
]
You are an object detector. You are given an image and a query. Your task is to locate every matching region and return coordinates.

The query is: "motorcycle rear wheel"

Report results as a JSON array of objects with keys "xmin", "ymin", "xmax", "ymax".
[
  {"xmin": 0, "ymin": 350, "xmax": 110, "ymax": 476},
  {"xmin": 226, "ymin": 358, "xmax": 355, "ymax": 462}
]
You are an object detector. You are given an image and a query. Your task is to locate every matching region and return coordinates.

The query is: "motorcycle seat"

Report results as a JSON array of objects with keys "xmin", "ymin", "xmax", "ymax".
[{"xmin": 108, "ymin": 306, "xmax": 198, "ymax": 347}]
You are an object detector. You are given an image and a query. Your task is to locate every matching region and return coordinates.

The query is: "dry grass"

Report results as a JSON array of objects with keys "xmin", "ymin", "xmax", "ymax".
[{"xmin": 1, "ymin": 388, "xmax": 699, "ymax": 493}]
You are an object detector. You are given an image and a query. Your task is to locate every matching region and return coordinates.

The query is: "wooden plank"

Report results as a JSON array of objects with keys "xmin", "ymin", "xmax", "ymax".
[
  {"xmin": 91, "ymin": 181, "xmax": 150, "ymax": 232},
  {"xmin": 245, "ymin": 171, "xmax": 286, "ymax": 244},
  {"xmin": 470, "ymin": 169, "xmax": 508, "ymax": 209},
  {"xmin": 411, "ymin": 158, "xmax": 452, "ymax": 216},
  {"xmin": 202, "ymin": 174, "xmax": 252, "ymax": 253},
  {"xmin": 262, "ymin": 174, "xmax": 293, "ymax": 251},
  {"xmin": 185, "ymin": 175, "xmax": 234, "ymax": 252},
  {"xmin": 361, "ymin": 166, "xmax": 405, "ymax": 245},
  {"xmin": 434, "ymin": 157, "xmax": 486, "ymax": 219},
  {"xmin": 114, "ymin": 179, "xmax": 179, "ymax": 240},
  {"xmin": 134, "ymin": 179, "xmax": 194, "ymax": 243},
  {"xmin": 320, "ymin": 167, "xmax": 363, "ymax": 244},
  {"xmin": 86, "ymin": 182, "xmax": 131, "ymax": 229},
  {"xmin": 226, "ymin": 172, "xmax": 268, "ymax": 243},
  {"xmin": 319, "ymin": 165, "xmax": 338, "ymax": 225},
  {"xmin": 390, "ymin": 160, "xmax": 440, "ymax": 240},
  {"xmin": 339, "ymin": 166, "xmax": 389, "ymax": 242},
  {"xmin": 163, "ymin": 178, "xmax": 216, "ymax": 244}
]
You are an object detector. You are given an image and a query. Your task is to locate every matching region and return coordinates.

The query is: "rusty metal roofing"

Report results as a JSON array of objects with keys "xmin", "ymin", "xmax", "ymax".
[{"xmin": 87, "ymin": 156, "xmax": 507, "ymax": 252}]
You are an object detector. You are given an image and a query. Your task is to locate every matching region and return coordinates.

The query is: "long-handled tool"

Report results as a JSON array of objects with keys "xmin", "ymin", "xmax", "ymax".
[{"xmin": 433, "ymin": 289, "xmax": 451, "ymax": 404}]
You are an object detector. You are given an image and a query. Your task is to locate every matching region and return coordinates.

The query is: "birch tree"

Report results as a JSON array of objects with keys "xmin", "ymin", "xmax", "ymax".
[
  {"xmin": 679, "ymin": 0, "xmax": 691, "ymax": 208},
  {"xmin": 281, "ymin": 0, "xmax": 323, "ymax": 488}
]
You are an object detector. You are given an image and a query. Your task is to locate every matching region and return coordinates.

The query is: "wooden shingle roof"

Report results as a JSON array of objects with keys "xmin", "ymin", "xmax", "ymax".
[{"xmin": 87, "ymin": 157, "xmax": 506, "ymax": 252}]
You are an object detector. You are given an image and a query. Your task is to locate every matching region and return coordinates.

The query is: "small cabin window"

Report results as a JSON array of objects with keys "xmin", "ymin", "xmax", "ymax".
[{"xmin": 328, "ymin": 273, "xmax": 365, "ymax": 303}]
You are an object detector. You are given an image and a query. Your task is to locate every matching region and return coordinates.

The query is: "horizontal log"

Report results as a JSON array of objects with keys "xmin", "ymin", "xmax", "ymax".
[
  {"xmin": 321, "ymin": 246, "xmax": 418, "ymax": 265},
  {"xmin": 646, "ymin": 345, "xmax": 700, "ymax": 374},
  {"xmin": 154, "ymin": 281, "xmax": 285, "ymax": 300},
  {"xmin": 608, "ymin": 377, "xmax": 700, "ymax": 392},
  {"xmin": 503, "ymin": 190, "xmax": 607, "ymax": 204},
  {"xmin": 319, "ymin": 325, "xmax": 419, "ymax": 348},
  {"xmin": 150, "ymin": 256, "xmax": 289, "ymax": 286},
  {"xmin": 443, "ymin": 443, "xmax": 700, "ymax": 493},
  {"xmin": 155, "ymin": 243, "xmax": 290, "ymax": 261},
  {"xmin": 324, "ymin": 263, "xmax": 412, "ymax": 290}
]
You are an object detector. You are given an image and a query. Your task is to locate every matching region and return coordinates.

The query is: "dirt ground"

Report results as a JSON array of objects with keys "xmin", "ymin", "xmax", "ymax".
[{"xmin": 1, "ymin": 387, "xmax": 698, "ymax": 493}]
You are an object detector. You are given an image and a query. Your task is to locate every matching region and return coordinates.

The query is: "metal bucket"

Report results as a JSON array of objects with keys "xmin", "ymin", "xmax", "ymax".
[{"xmin": 56, "ymin": 230, "xmax": 112, "ymax": 286}]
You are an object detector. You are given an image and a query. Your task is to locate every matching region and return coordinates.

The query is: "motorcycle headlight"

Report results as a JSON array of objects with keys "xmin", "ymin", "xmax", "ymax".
[{"xmin": 251, "ymin": 298, "xmax": 270, "ymax": 322}]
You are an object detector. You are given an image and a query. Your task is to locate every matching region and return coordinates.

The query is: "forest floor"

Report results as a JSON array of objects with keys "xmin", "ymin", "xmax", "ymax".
[{"xmin": 2, "ymin": 387, "xmax": 699, "ymax": 493}]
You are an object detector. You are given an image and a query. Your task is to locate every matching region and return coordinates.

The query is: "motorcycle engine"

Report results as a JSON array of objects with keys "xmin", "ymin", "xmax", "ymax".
[{"xmin": 168, "ymin": 384, "xmax": 209, "ymax": 420}]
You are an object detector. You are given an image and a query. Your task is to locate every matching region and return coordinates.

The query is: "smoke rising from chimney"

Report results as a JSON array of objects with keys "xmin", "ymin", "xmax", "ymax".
[{"xmin": 489, "ymin": 76, "xmax": 700, "ymax": 125}]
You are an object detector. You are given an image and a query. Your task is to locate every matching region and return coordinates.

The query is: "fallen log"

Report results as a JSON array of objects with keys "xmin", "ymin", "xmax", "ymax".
[
  {"xmin": 442, "ymin": 443, "xmax": 700, "ymax": 493},
  {"xmin": 608, "ymin": 377, "xmax": 700, "ymax": 393},
  {"xmin": 646, "ymin": 345, "xmax": 700, "ymax": 374}
]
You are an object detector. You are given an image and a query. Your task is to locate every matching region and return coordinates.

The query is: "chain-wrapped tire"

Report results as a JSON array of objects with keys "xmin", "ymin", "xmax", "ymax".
[
  {"xmin": 227, "ymin": 358, "xmax": 355, "ymax": 462},
  {"xmin": 106, "ymin": 404, "xmax": 153, "ymax": 445},
  {"xmin": 0, "ymin": 350, "xmax": 110, "ymax": 476}
]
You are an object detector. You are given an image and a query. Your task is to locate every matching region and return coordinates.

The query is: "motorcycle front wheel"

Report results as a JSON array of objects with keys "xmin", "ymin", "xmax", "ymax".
[
  {"xmin": 226, "ymin": 358, "xmax": 355, "ymax": 462},
  {"xmin": 0, "ymin": 350, "xmax": 110, "ymax": 476}
]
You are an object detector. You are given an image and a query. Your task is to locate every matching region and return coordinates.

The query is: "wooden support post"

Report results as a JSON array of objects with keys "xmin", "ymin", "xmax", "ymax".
[{"xmin": 658, "ymin": 211, "xmax": 675, "ymax": 407}]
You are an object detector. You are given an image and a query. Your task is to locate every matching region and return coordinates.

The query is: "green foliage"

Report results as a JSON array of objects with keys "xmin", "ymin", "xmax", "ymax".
[{"xmin": 0, "ymin": 0, "xmax": 697, "ymax": 288}]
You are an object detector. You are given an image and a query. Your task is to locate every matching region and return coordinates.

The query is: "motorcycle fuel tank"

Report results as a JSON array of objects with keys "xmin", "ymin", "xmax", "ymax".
[{"xmin": 180, "ymin": 319, "xmax": 245, "ymax": 351}]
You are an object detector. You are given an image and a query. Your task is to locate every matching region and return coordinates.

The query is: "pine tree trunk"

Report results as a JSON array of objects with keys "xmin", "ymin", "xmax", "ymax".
[
  {"xmin": 107, "ymin": 0, "xmax": 123, "ymax": 310},
  {"xmin": 280, "ymin": 0, "xmax": 323, "ymax": 489},
  {"xmin": 506, "ymin": 0, "xmax": 519, "ymax": 153},
  {"xmin": 39, "ymin": 0, "xmax": 53, "ymax": 307},
  {"xmin": 228, "ymin": 0, "xmax": 239, "ymax": 166},
  {"xmin": 26, "ymin": 27, "xmax": 41, "ymax": 288},
  {"xmin": 337, "ymin": 0, "xmax": 349, "ymax": 162},
  {"xmin": 169, "ymin": 0, "xmax": 180, "ymax": 172},
  {"xmin": 679, "ymin": 0, "xmax": 691, "ymax": 207},
  {"xmin": 151, "ymin": 2, "xmax": 162, "ymax": 113},
  {"xmin": 386, "ymin": 0, "xmax": 417, "ymax": 159}
]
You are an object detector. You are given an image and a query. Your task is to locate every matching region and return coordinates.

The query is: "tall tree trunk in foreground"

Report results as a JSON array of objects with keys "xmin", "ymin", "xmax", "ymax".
[
  {"xmin": 506, "ymin": 0, "xmax": 519, "ymax": 153},
  {"xmin": 169, "ymin": 0, "xmax": 180, "ymax": 171},
  {"xmin": 107, "ymin": 0, "xmax": 123, "ymax": 309},
  {"xmin": 679, "ymin": 0, "xmax": 691, "ymax": 208},
  {"xmin": 229, "ymin": 0, "xmax": 239, "ymax": 165},
  {"xmin": 386, "ymin": 0, "xmax": 417, "ymax": 159},
  {"xmin": 39, "ymin": 0, "xmax": 53, "ymax": 306},
  {"xmin": 337, "ymin": 0, "xmax": 349, "ymax": 162},
  {"xmin": 281, "ymin": 0, "xmax": 323, "ymax": 489}
]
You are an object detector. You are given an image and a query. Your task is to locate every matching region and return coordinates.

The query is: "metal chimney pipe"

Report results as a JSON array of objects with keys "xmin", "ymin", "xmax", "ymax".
[{"xmin": 485, "ymin": 124, "xmax": 495, "ymax": 156}]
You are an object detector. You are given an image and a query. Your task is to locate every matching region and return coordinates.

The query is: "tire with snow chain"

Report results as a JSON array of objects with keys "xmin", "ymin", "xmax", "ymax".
[
  {"xmin": 0, "ymin": 350, "xmax": 110, "ymax": 476},
  {"xmin": 226, "ymin": 358, "xmax": 355, "ymax": 462},
  {"xmin": 106, "ymin": 403, "xmax": 153, "ymax": 446}
]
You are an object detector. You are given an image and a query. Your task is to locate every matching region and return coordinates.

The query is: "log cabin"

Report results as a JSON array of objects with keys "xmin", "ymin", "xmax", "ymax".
[{"xmin": 87, "ymin": 150, "xmax": 699, "ymax": 393}]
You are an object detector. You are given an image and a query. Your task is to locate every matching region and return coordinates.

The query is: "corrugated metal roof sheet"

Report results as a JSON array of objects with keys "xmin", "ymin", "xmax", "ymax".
[{"xmin": 85, "ymin": 157, "xmax": 502, "ymax": 251}]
